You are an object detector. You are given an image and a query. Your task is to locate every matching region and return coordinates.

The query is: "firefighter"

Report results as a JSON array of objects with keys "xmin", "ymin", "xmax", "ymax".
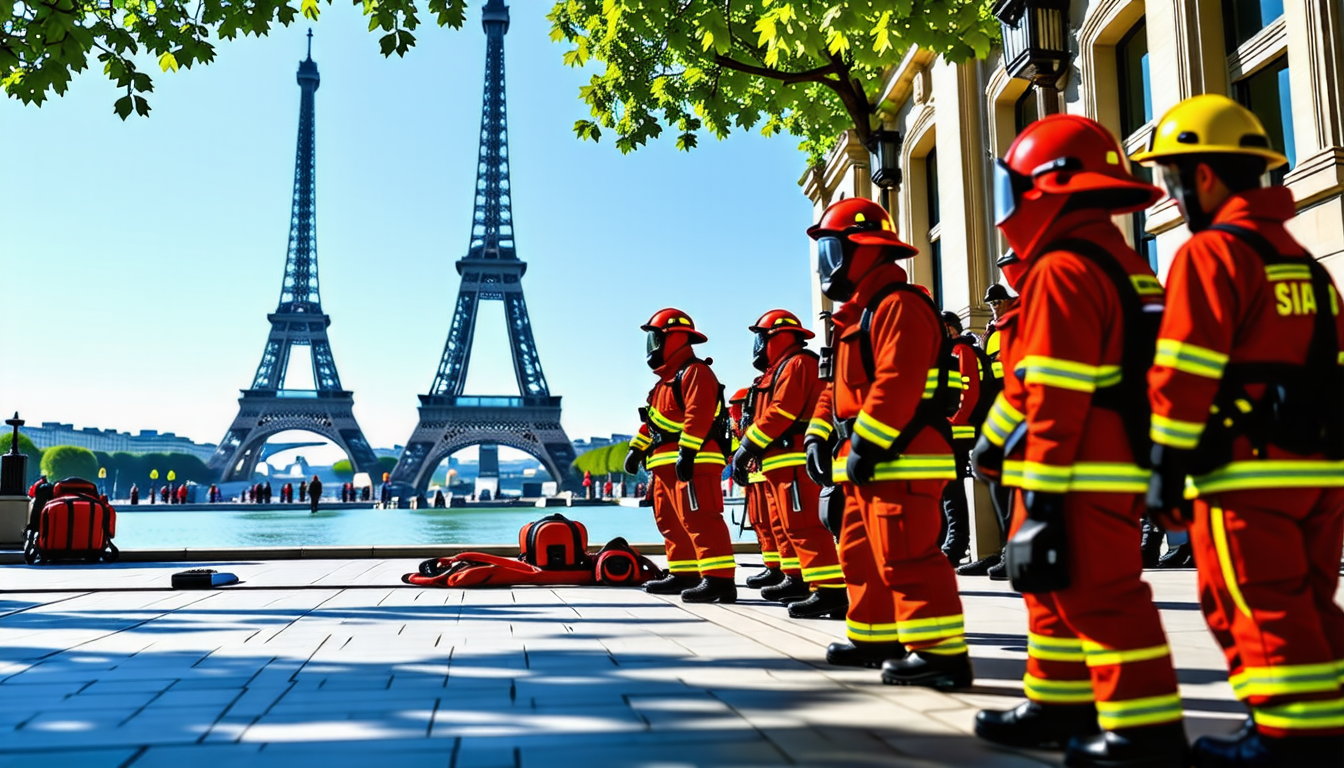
[
  {"xmin": 732, "ymin": 309, "xmax": 847, "ymax": 619},
  {"xmin": 730, "ymin": 387, "xmax": 786, "ymax": 590},
  {"xmin": 1133, "ymin": 94, "xmax": 1344, "ymax": 767},
  {"xmin": 939, "ymin": 310, "xmax": 983, "ymax": 566},
  {"xmin": 971, "ymin": 114, "xmax": 1189, "ymax": 767},
  {"xmin": 960, "ymin": 285, "xmax": 1016, "ymax": 578},
  {"xmin": 802, "ymin": 197, "xmax": 971, "ymax": 687},
  {"xmin": 625, "ymin": 308, "xmax": 737, "ymax": 603}
]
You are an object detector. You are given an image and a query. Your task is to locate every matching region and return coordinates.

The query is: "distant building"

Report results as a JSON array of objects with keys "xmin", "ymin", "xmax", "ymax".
[
  {"xmin": 572, "ymin": 434, "xmax": 634, "ymax": 454},
  {"xmin": 373, "ymin": 445, "xmax": 403, "ymax": 459},
  {"xmin": 26, "ymin": 423, "xmax": 218, "ymax": 462}
]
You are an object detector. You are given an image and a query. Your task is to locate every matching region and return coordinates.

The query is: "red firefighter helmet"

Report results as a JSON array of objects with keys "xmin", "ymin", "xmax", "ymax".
[
  {"xmin": 807, "ymin": 198, "xmax": 915, "ymax": 251},
  {"xmin": 640, "ymin": 308, "xmax": 708, "ymax": 344},
  {"xmin": 748, "ymin": 309, "xmax": 816, "ymax": 340},
  {"xmin": 729, "ymin": 387, "xmax": 750, "ymax": 405},
  {"xmin": 995, "ymin": 114, "xmax": 1162, "ymax": 269}
]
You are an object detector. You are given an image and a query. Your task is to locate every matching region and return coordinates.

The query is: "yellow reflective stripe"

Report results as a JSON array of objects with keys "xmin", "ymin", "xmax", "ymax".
[
  {"xmin": 1017, "ymin": 355, "xmax": 1121, "ymax": 393},
  {"xmin": 761, "ymin": 453, "xmax": 806, "ymax": 471},
  {"xmin": 667, "ymin": 559, "xmax": 700, "ymax": 573},
  {"xmin": 868, "ymin": 455, "xmax": 958, "ymax": 482},
  {"xmin": 775, "ymin": 407, "xmax": 798, "ymax": 422},
  {"xmin": 761, "ymin": 551, "xmax": 780, "ymax": 565},
  {"xmin": 645, "ymin": 452, "xmax": 678, "ymax": 468},
  {"xmin": 698, "ymin": 555, "xmax": 737, "ymax": 570},
  {"xmin": 922, "ymin": 637, "xmax": 969, "ymax": 656},
  {"xmin": 1150, "ymin": 413, "xmax": 1205, "ymax": 450},
  {"xmin": 948, "ymin": 376, "xmax": 966, "ymax": 391},
  {"xmin": 1024, "ymin": 674, "xmax": 1096, "ymax": 704},
  {"xmin": 1338, "ymin": 351, "xmax": 1344, "ymax": 366},
  {"xmin": 630, "ymin": 434, "xmax": 653, "ymax": 450},
  {"xmin": 806, "ymin": 418, "xmax": 834, "ymax": 440},
  {"xmin": 1096, "ymin": 693, "xmax": 1184, "ymax": 730},
  {"xmin": 778, "ymin": 557, "xmax": 801, "ymax": 570},
  {"xmin": 745, "ymin": 424, "xmax": 772, "ymax": 449},
  {"xmin": 854, "ymin": 411, "xmax": 901, "ymax": 450},
  {"xmin": 801, "ymin": 564, "xmax": 845, "ymax": 582},
  {"xmin": 1185, "ymin": 460, "xmax": 1344, "ymax": 497},
  {"xmin": 984, "ymin": 395, "xmax": 1024, "ymax": 448},
  {"xmin": 747, "ymin": 471, "xmax": 767, "ymax": 484},
  {"xmin": 1252, "ymin": 698, "xmax": 1344, "ymax": 731},
  {"xmin": 648, "ymin": 407, "xmax": 683, "ymax": 432},
  {"xmin": 921, "ymin": 368, "xmax": 942, "ymax": 399},
  {"xmin": 1082, "ymin": 642, "xmax": 1171, "ymax": 668},
  {"xmin": 992, "ymin": 361, "xmax": 1005, "ymax": 378},
  {"xmin": 846, "ymin": 618, "xmax": 901, "ymax": 643},
  {"xmin": 1154, "ymin": 339, "xmax": 1228, "ymax": 379},
  {"xmin": 1264, "ymin": 263, "xmax": 1313, "ymax": 281},
  {"xmin": 679, "ymin": 432, "xmax": 705, "ymax": 450},
  {"xmin": 1230, "ymin": 662, "xmax": 1344, "ymax": 699},
  {"xmin": 951, "ymin": 425, "xmax": 978, "ymax": 440},
  {"xmin": 1130, "ymin": 274, "xmax": 1165, "ymax": 297},
  {"xmin": 897, "ymin": 614, "xmax": 965, "ymax": 643},
  {"xmin": 1028, "ymin": 633, "xmax": 1087, "ymax": 663},
  {"xmin": 1210, "ymin": 505, "xmax": 1252, "ymax": 619},
  {"xmin": 1003, "ymin": 461, "xmax": 1150, "ymax": 493},
  {"xmin": 693, "ymin": 452, "xmax": 726, "ymax": 466}
]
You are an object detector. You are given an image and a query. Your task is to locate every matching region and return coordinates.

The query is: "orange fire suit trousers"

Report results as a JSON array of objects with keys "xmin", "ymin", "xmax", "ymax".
[
  {"xmin": 1012, "ymin": 490, "xmax": 1182, "ymax": 731},
  {"xmin": 748, "ymin": 481, "xmax": 793, "ymax": 574},
  {"xmin": 651, "ymin": 464, "xmax": 735, "ymax": 578},
  {"xmin": 1190, "ymin": 487, "xmax": 1344, "ymax": 737},
  {"xmin": 837, "ymin": 479, "xmax": 966, "ymax": 653},
  {"xmin": 763, "ymin": 466, "xmax": 843, "ymax": 587}
]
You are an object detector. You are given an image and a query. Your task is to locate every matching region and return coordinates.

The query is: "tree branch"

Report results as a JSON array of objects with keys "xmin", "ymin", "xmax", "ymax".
[{"xmin": 712, "ymin": 54, "xmax": 839, "ymax": 85}]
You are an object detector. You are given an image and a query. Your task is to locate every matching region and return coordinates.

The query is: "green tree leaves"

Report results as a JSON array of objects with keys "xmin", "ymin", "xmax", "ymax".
[
  {"xmin": 39, "ymin": 445, "xmax": 99, "ymax": 482},
  {"xmin": 547, "ymin": 0, "xmax": 999, "ymax": 166},
  {"xmin": 2, "ymin": 0, "xmax": 469, "ymax": 118}
]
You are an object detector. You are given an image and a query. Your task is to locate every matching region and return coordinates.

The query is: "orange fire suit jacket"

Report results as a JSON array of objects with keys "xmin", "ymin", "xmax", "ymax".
[
  {"xmin": 743, "ymin": 350, "xmax": 822, "ymax": 473},
  {"xmin": 630, "ymin": 351, "xmax": 726, "ymax": 470},
  {"xmin": 1148, "ymin": 187, "xmax": 1344, "ymax": 495},
  {"xmin": 808, "ymin": 263, "xmax": 955, "ymax": 484},
  {"xmin": 949, "ymin": 339, "xmax": 981, "ymax": 441},
  {"xmin": 999, "ymin": 217, "xmax": 1165, "ymax": 494}
]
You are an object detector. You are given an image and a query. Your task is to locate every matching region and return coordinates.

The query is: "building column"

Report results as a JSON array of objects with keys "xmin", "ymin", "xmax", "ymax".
[{"xmin": 1284, "ymin": 0, "xmax": 1344, "ymax": 274}]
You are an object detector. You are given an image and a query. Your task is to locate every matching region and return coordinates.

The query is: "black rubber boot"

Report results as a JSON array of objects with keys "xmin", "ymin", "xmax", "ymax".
[
  {"xmin": 987, "ymin": 555, "xmax": 1010, "ymax": 581},
  {"xmin": 745, "ymin": 567, "xmax": 785, "ymax": 589},
  {"xmin": 825, "ymin": 640, "xmax": 907, "ymax": 669},
  {"xmin": 643, "ymin": 573, "xmax": 701, "ymax": 595},
  {"xmin": 975, "ymin": 701, "xmax": 1100, "ymax": 750},
  {"xmin": 881, "ymin": 651, "xmax": 974, "ymax": 689},
  {"xmin": 1140, "ymin": 516, "xmax": 1163, "ymax": 569},
  {"xmin": 1065, "ymin": 722, "xmax": 1189, "ymax": 768},
  {"xmin": 941, "ymin": 478, "xmax": 971, "ymax": 565},
  {"xmin": 1156, "ymin": 543, "xmax": 1194, "ymax": 569},
  {"xmin": 786, "ymin": 588, "xmax": 848, "ymax": 620},
  {"xmin": 1193, "ymin": 729, "xmax": 1343, "ymax": 768},
  {"xmin": 680, "ymin": 576, "xmax": 737, "ymax": 604},
  {"xmin": 760, "ymin": 575, "xmax": 809, "ymax": 603},
  {"xmin": 957, "ymin": 552, "xmax": 1002, "ymax": 576}
]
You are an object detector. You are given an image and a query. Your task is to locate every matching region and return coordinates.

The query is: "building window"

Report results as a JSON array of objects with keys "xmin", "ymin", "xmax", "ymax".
[
  {"xmin": 1117, "ymin": 18, "xmax": 1153, "ymax": 138},
  {"xmin": 1130, "ymin": 163, "xmax": 1160, "ymax": 270},
  {"xmin": 1235, "ymin": 55, "xmax": 1296, "ymax": 184},
  {"xmin": 1222, "ymin": 0, "xmax": 1285, "ymax": 51},
  {"xmin": 926, "ymin": 147, "xmax": 943, "ymax": 308},
  {"xmin": 1014, "ymin": 88, "xmax": 1039, "ymax": 134}
]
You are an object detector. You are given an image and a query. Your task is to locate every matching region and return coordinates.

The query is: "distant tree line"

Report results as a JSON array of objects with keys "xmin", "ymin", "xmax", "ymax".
[
  {"xmin": 571, "ymin": 443, "xmax": 637, "ymax": 480},
  {"xmin": 332, "ymin": 457, "xmax": 398, "ymax": 480}
]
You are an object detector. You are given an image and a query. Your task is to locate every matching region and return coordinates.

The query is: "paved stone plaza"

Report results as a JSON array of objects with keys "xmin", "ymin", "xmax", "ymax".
[{"xmin": 0, "ymin": 560, "xmax": 1294, "ymax": 767}]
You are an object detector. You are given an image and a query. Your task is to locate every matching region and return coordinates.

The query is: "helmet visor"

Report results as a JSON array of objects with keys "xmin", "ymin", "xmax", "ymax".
[
  {"xmin": 993, "ymin": 159, "xmax": 1027, "ymax": 226},
  {"xmin": 817, "ymin": 236, "xmax": 846, "ymax": 282},
  {"xmin": 646, "ymin": 329, "xmax": 665, "ymax": 356}
]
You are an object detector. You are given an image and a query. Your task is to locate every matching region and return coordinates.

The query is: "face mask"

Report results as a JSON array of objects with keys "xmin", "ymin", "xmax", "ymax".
[
  {"xmin": 1162, "ymin": 164, "xmax": 1214, "ymax": 233},
  {"xmin": 817, "ymin": 236, "xmax": 856, "ymax": 302},
  {"xmin": 751, "ymin": 332, "xmax": 769, "ymax": 372},
  {"xmin": 646, "ymin": 330, "xmax": 665, "ymax": 370}
]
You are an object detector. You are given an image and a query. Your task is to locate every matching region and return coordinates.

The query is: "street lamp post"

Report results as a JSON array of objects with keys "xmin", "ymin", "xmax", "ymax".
[
  {"xmin": 992, "ymin": 0, "xmax": 1072, "ymax": 117},
  {"xmin": 865, "ymin": 128, "xmax": 905, "ymax": 192},
  {"xmin": 149, "ymin": 469, "xmax": 159, "ymax": 505},
  {"xmin": 167, "ymin": 470, "xmax": 177, "ymax": 504},
  {"xmin": 98, "ymin": 467, "xmax": 107, "ymax": 498}
]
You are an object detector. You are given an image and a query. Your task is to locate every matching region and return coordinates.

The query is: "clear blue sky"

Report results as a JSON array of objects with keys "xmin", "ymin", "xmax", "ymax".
[{"xmin": 0, "ymin": 5, "xmax": 817, "ymax": 457}]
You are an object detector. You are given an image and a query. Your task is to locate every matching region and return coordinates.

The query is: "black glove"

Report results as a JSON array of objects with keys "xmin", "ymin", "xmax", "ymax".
[
  {"xmin": 804, "ymin": 435, "xmax": 834, "ymax": 487},
  {"xmin": 623, "ymin": 448, "xmax": 646, "ymax": 476},
  {"xmin": 845, "ymin": 433, "xmax": 881, "ymax": 485},
  {"xmin": 1146, "ymin": 445, "xmax": 1194, "ymax": 531},
  {"xmin": 819, "ymin": 484, "xmax": 845, "ymax": 538},
  {"xmin": 731, "ymin": 442, "xmax": 759, "ymax": 487},
  {"xmin": 970, "ymin": 434, "xmax": 1003, "ymax": 483},
  {"xmin": 1006, "ymin": 491, "xmax": 1069, "ymax": 594},
  {"xmin": 675, "ymin": 446, "xmax": 697, "ymax": 482}
]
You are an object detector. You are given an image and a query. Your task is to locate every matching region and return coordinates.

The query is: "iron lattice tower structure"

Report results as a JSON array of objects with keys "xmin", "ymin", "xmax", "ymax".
[
  {"xmin": 208, "ymin": 31, "xmax": 379, "ymax": 483},
  {"xmin": 389, "ymin": 0, "xmax": 576, "ymax": 494}
]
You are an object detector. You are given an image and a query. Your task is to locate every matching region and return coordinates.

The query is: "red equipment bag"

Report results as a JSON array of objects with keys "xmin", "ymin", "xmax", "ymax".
[
  {"xmin": 403, "ymin": 552, "xmax": 597, "ymax": 588},
  {"xmin": 24, "ymin": 477, "xmax": 119, "ymax": 565},
  {"xmin": 593, "ymin": 537, "xmax": 662, "ymax": 586},
  {"xmin": 518, "ymin": 513, "xmax": 589, "ymax": 570}
]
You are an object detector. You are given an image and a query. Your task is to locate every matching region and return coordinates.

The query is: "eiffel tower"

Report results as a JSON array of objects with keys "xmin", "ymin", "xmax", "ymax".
[
  {"xmin": 388, "ymin": 0, "xmax": 576, "ymax": 495},
  {"xmin": 207, "ymin": 31, "xmax": 379, "ymax": 484}
]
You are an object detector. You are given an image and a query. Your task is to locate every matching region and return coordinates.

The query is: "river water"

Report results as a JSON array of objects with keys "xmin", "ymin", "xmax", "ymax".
[{"xmin": 112, "ymin": 502, "xmax": 756, "ymax": 549}]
